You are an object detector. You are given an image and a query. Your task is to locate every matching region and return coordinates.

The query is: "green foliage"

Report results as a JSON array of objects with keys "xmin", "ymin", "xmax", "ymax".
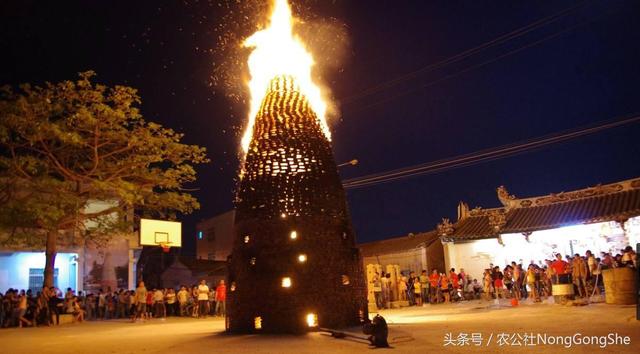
[{"xmin": 0, "ymin": 71, "xmax": 209, "ymax": 246}]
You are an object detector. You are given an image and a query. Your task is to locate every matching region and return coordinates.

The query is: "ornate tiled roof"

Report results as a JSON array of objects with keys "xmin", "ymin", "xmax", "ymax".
[{"xmin": 439, "ymin": 177, "xmax": 640, "ymax": 242}]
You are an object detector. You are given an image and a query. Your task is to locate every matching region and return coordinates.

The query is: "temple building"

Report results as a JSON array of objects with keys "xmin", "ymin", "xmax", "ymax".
[
  {"xmin": 359, "ymin": 231, "xmax": 444, "ymax": 275},
  {"xmin": 437, "ymin": 177, "xmax": 640, "ymax": 280}
]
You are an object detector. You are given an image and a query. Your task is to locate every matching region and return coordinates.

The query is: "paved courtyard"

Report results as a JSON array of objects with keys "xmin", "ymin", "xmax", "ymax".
[{"xmin": 1, "ymin": 300, "xmax": 638, "ymax": 353}]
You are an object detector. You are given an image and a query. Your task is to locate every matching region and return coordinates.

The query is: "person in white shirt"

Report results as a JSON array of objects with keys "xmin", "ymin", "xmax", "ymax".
[
  {"xmin": 177, "ymin": 286, "xmax": 188, "ymax": 316},
  {"xmin": 153, "ymin": 288, "xmax": 165, "ymax": 318},
  {"xmin": 197, "ymin": 280, "xmax": 209, "ymax": 318}
]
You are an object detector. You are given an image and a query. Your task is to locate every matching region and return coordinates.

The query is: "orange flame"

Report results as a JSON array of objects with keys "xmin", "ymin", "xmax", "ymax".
[{"xmin": 241, "ymin": 0, "xmax": 331, "ymax": 154}]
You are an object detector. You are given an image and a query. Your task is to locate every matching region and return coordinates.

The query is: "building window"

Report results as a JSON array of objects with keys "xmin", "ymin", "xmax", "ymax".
[
  {"xmin": 198, "ymin": 231, "xmax": 203, "ymax": 240},
  {"xmin": 207, "ymin": 228, "xmax": 216, "ymax": 243},
  {"xmin": 29, "ymin": 268, "xmax": 58, "ymax": 293}
]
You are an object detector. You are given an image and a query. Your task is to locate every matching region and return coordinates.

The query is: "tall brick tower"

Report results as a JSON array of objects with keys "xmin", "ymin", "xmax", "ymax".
[{"xmin": 227, "ymin": 75, "xmax": 368, "ymax": 333}]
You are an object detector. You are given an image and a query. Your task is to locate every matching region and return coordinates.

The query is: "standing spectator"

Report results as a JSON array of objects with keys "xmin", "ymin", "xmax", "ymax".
[
  {"xmin": 458, "ymin": 268, "xmax": 468, "ymax": 292},
  {"xmin": 72, "ymin": 297, "xmax": 85, "ymax": 322},
  {"xmin": 526, "ymin": 264, "xmax": 537, "ymax": 302},
  {"xmin": 572, "ymin": 254, "xmax": 588, "ymax": 297},
  {"xmin": 105, "ymin": 291, "xmax": 115, "ymax": 320},
  {"xmin": 371, "ymin": 272, "xmax": 382, "ymax": 309},
  {"xmin": 166, "ymin": 289, "xmax": 177, "ymax": 316},
  {"xmin": 215, "ymin": 280, "xmax": 226, "ymax": 317},
  {"xmin": 419, "ymin": 270, "xmax": 428, "ymax": 306},
  {"xmin": 440, "ymin": 273, "xmax": 450, "ymax": 303},
  {"xmin": 177, "ymin": 286, "xmax": 189, "ymax": 316},
  {"xmin": 449, "ymin": 269, "xmax": 459, "ymax": 301},
  {"xmin": 413, "ymin": 278, "xmax": 422, "ymax": 306},
  {"xmin": 208, "ymin": 287, "xmax": 216, "ymax": 316},
  {"xmin": 586, "ymin": 250, "xmax": 597, "ymax": 290},
  {"xmin": 503, "ymin": 266, "xmax": 513, "ymax": 298},
  {"xmin": 97, "ymin": 289, "xmax": 106, "ymax": 320},
  {"xmin": 48, "ymin": 287, "xmax": 62, "ymax": 325},
  {"xmin": 36, "ymin": 288, "xmax": 50, "ymax": 326},
  {"xmin": 129, "ymin": 290, "xmax": 137, "ymax": 319},
  {"xmin": 191, "ymin": 286, "xmax": 199, "ymax": 317},
  {"xmin": 132, "ymin": 281, "xmax": 147, "ymax": 322},
  {"xmin": 117, "ymin": 290, "xmax": 127, "ymax": 319},
  {"xmin": 492, "ymin": 266, "xmax": 504, "ymax": 299},
  {"xmin": 381, "ymin": 272, "xmax": 390, "ymax": 309},
  {"xmin": 398, "ymin": 275, "xmax": 407, "ymax": 301},
  {"xmin": 197, "ymin": 280, "xmax": 209, "ymax": 318},
  {"xmin": 512, "ymin": 263, "xmax": 522, "ymax": 300},
  {"xmin": 407, "ymin": 272, "xmax": 416, "ymax": 306},
  {"xmin": 16, "ymin": 291, "xmax": 32, "ymax": 328},
  {"xmin": 551, "ymin": 253, "xmax": 569, "ymax": 284},
  {"xmin": 482, "ymin": 270, "xmax": 492, "ymax": 301},
  {"xmin": 153, "ymin": 288, "xmax": 165, "ymax": 319},
  {"xmin": 145, "ymin": 289, "xmax": 154, "ymax": 319},
  {"xmin": 428, "ymin": 269, "xmax": 440, "ymax": 304},
  {"xmin": 85, "ymin": 294, "xmax": 95, "ymax": 320}
]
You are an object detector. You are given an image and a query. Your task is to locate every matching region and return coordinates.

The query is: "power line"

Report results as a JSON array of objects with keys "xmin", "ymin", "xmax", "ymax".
[
  {"xmin": 341, "ymin": 1, "xmax": 589, "ymax": 105},
  {"xmin": 344, "ymin": 7, "xmax": 613, "ymax": 116},
  {"xmin": 343, "ymin": 114, "xmax": 640, "ymax": 190}
]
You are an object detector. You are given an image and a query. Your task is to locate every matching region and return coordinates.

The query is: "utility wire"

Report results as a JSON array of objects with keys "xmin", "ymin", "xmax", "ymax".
[
  {"xmin": 344, "ymin": 8, "xmax": 613, "ymax": 115},
  {"xmin": 343, "ymin": 114, "xmax": 640, "ymax": 189},
  {"xmin": 341, "ymin": 1, "xmax": 589, "ymax": 105}
]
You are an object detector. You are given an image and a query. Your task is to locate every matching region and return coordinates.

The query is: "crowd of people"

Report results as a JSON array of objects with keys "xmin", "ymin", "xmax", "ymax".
[
  {"xmin": 371, "ymin": 245, "xmax": 637, "ymax": 308},
  {"xmin": 0, "ymin": 279, "xmax": 227, "ymax": 328}
]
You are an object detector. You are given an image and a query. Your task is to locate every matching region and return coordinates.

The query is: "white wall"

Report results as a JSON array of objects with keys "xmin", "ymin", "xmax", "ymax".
[
  {"xmin": 449, "ymin": 240, "xmax": 499, "ymax": 281},
  {"xmin": 0, "ymin": 252, "xmax": 78, "ymax": 293},
  {"xmin": 448, "ymin": 217, "xmax": 640, "ymax": 281}
]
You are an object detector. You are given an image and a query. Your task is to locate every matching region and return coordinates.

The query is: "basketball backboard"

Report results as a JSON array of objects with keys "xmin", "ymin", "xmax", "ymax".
[{"xmin": 140, "ymin": 218, "xmax": 182, "ymax": 249}]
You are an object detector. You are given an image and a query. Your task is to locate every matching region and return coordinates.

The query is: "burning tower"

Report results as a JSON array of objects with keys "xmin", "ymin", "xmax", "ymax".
[{"xmin": 227, "ymin": 0, "xmax": 367, "ymax": 333}]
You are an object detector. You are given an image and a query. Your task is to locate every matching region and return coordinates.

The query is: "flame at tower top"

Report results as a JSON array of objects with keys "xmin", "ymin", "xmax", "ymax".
[{"xmin": 242, "ymin": 0, "xmax": 331, "ymax": 154}]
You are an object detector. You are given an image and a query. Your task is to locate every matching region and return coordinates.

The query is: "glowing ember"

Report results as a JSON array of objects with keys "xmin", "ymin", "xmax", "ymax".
[
  {"xmin": 241, "ymin": 0, "xmax": 330, "ymax": 154},
  {"xmin": 306, "ymin": 313, "xmax": 318, "ymax": 327}
]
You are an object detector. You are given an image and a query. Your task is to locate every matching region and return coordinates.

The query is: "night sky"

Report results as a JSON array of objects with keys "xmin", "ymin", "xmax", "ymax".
[{"xmin": 2, "ymin": 0, "xmax": 639, "ymax": 255}]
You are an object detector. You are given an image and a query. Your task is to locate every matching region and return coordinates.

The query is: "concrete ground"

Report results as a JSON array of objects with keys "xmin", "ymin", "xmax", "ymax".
[{"xmin": 1, "ymin": 299, "xmax": 638, "ymax": 353}]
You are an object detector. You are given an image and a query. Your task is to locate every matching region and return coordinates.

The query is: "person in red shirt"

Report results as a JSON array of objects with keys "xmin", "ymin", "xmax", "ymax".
[
  {"xmin": 550, "ymin": 253, "xmax": 569, "ymax": 284},
  {"xmin": 449, "ymin": 268, "xmax": 459, "ymax": 300},
  {"xmin": 428, "ymin": 269, "xmax": 440, "ymax": 304},
  {"xmin": 214, "ymin": 280, "xmax": 226, "ymax": 317},
  {"xmin": 440, "ymin": 273, "xmax": 450, "ymax": 303}
]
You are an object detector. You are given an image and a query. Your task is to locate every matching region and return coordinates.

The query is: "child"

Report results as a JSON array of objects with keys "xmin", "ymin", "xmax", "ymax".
[{"xmin": 413, "ymin": 278, "xmax": 422, "ymax": 306}]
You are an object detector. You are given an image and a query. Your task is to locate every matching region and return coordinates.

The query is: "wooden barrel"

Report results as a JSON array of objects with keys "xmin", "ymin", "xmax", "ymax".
[
  {"xmin": 552, "ymin": 284, "xmax": 574, "ymax": 296},
  {"xmin": 602, "ymin": 268, "xmax": 638, "ymax": 305}
]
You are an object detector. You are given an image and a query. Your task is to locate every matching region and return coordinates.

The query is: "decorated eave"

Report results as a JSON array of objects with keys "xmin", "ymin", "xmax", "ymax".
[{"xmin": 438, "ymin": 177, "xmax": 640, "ymax": 242}]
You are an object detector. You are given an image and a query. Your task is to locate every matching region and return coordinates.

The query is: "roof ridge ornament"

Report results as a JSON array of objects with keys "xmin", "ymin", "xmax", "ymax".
[
  {"xmin": 437, "ymin": 218, "xmax": 455, "ymax": 238},
  {"xmin": 532, "ymin": 182, "xmax": 624, "ymax": 206},
  {"xmin": 496, "ymin": 185, "xmax": 518, "ymax": 209}
]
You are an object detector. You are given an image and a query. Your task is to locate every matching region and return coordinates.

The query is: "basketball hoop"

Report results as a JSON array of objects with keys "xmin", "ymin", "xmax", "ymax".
[
  {"xmin": 160, "ymin": 243, "xmax": 172, "ymax": 253},
  {"xmin": 139, "ymin": 219, "xmax": 182, "ymax": 253}
]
